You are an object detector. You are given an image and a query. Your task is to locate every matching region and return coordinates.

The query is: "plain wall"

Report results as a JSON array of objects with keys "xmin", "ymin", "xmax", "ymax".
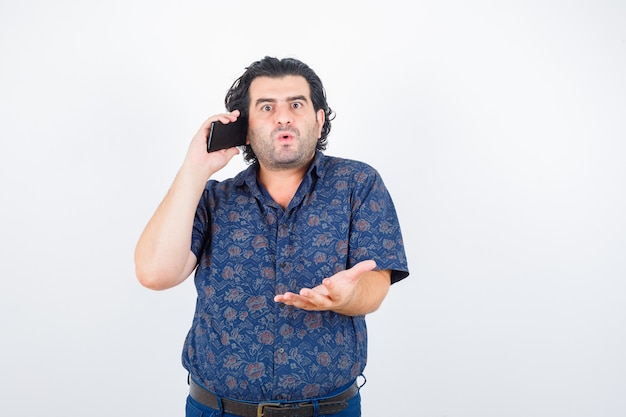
[{"xmin": 1, "ymin": 1, "xmax": 625, "ymax": 416}]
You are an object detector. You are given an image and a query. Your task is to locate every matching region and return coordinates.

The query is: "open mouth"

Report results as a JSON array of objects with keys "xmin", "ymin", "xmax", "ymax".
[{"xmin": 274, "ymin": 127, "xmax": 298, "ymax": 141}]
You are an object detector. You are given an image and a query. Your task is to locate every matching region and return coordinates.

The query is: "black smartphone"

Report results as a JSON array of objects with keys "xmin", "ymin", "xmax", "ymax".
[{"xmin": 206, "ymin": 117, "xmax": 248, "ymax": 153}]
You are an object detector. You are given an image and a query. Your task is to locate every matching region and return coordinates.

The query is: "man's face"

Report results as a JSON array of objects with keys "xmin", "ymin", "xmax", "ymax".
[{"xmin": 247, "ymin": 75, "xmax": 325, "ymax": 171}]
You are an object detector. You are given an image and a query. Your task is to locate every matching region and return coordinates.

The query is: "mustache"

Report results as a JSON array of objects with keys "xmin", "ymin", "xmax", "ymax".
[{"xmin": 272, "ymin": 126, "xmax": 299, "ymax": 136}]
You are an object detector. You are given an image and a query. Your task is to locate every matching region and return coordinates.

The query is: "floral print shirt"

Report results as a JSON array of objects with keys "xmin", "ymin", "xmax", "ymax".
[{"xmin": 185, "ymin": 151, "xmax": 409, "ymax": 401}]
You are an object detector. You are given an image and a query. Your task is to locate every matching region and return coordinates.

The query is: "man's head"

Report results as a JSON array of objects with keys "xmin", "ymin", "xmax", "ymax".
[{"xmin": 225, "ymin": 57, "xmax": 334, "ymax": 164}]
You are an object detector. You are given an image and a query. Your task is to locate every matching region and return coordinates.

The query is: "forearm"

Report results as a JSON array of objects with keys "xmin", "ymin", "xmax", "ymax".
[{"xmin": 134, "ymin": 163, "xmax": 208, "ymax": 290}]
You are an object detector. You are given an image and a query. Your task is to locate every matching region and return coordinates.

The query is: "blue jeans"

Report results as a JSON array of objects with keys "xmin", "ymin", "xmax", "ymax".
[{"xmin": 185, "ymin": 386, "xmax": 361, "ymax": 417}]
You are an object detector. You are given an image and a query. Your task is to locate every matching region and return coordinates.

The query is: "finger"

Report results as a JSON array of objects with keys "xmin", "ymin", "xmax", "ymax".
[
  {"xmin": 200, "ymin": 110, "xmax": 241, "ymax": 129},
  {"xmin": 298, "ymin": 287, "xmax": 331, "ymax": 309},
  {"xmin": 275, "ymin": 291, "xmax": 327, "ymax": 311},
  {"xmin": 343, "ymin": 259, "xmax": 377, "ymax": 281},
  {"xmin": 321, "ymin": 260, "xmax": 377, "ymax": 295},
  {"xmin": 217, "ymin": 110, "xmax": 241, "ymax": 124},
  {"xmin": 207, "ymin": 147, "xmax": 239, "ymax": 164},
  {"xmin": 275, "ymin": 293, "xmax": 313, "ymax": 310},
  {"xmin": 274, "ymin": 292, "xmax": 304, "ymax": 304}
]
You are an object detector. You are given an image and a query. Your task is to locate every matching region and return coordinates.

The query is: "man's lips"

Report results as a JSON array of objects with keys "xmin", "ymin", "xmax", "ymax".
[
  {"xmin": 277, "ymin": 133, "xmax": 294, "ymax": 141},
  {"xmin": 273, "ymin": 127, "xmax": 298, "ymax": 141}
]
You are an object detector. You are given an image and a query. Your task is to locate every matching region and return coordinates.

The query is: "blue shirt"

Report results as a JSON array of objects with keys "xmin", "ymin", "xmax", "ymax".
[{"xmin": 185, "ymin": 151, "xmax": 409, "ymax": 402}]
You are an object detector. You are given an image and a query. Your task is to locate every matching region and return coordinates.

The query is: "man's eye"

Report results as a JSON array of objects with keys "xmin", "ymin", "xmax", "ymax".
[
  {"xmin": 262, "ymin": 105, "xmax": 272, "ymax": 112},
  {"xmin": 291, "ymin": 102, "xmax": 302, "ymax": 109}
]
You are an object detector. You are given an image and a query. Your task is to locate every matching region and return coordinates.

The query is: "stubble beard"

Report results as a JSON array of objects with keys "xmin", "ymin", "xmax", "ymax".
[{"xmin": 250, "ymin": 124, "xmax": 319, "ymax": 171}]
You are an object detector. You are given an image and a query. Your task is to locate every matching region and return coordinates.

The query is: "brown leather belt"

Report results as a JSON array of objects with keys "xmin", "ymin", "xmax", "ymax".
[{"xmin": 189, "ymin": 379, "xmax": 358, "ymax": 417}]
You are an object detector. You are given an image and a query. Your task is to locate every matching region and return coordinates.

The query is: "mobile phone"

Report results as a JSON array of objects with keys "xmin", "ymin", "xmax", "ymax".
[{"xmin": 206, "ymin": 117, "xmax": 248, "ymax": 153}]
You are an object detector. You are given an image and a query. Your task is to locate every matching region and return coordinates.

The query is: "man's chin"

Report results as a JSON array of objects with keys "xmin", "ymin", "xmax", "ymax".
[{"xmin": 266, "ymin": 153, "xmax": 313, "ymax": 170}]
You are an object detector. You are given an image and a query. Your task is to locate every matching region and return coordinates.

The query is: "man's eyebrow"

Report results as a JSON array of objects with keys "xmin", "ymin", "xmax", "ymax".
[
  {"xmin": 287, "ymin": 95, "xmax": 308, "ymax": 102},
  {"xmin": 254, "ymin": 98, "xmax": 276, "ymax": 106},
  {"xmin": 254, "ymin": 95, "xmax": 309, "ymax": 106}
]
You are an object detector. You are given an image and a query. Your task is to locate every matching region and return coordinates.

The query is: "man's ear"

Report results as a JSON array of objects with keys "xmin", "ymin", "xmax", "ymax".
[{"xmin": 316, "ymin": 109, "xmax": 325, "ymax": 137}]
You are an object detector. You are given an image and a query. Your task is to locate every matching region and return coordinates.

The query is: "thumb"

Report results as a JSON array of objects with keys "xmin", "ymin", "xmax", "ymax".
[
  {"xmin": 323, "ymin": 260, "xmax": 378, "ymax": 288},
  {"xmin": 346, "ymin": 259, "xmax": 377, "ymax": 279}
]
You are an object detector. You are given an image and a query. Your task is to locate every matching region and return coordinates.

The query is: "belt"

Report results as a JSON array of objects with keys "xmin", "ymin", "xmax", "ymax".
[{"xmin": 189, "ymin": 379, "xmax": 358, "ymax": 417}]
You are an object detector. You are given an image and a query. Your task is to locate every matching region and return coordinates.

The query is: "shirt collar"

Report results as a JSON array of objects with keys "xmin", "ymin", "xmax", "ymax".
[{"xmin": 234, "ymin": 150, "xmax": 325, "ymax": 189}]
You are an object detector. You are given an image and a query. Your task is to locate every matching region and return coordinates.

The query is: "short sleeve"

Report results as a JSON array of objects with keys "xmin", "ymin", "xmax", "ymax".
[{"xmin": 348, "ymin": 167, "xmax": 409, "ymax": 284}]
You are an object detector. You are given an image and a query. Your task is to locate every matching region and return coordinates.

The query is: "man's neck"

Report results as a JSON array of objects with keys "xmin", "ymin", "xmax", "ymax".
[{"xmin": 257, "ymin": 164, "xmax": 309, "ymax": 210}]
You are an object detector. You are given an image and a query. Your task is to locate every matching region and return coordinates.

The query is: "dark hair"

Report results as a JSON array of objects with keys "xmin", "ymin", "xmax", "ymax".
[{"xmin": 224, "ymin": 56, "xmax": 335, "ymax": 164}]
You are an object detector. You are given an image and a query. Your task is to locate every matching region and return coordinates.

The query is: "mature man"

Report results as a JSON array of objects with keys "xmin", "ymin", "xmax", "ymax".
[{"xmin": 135, "ymin": 56, "xmax": 409, "ymax": 416}]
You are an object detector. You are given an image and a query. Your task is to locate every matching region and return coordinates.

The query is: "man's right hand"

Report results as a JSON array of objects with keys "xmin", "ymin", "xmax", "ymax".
[{"xmin": 183, "ymin": 110, "xmax": 244, "ymax": 180}]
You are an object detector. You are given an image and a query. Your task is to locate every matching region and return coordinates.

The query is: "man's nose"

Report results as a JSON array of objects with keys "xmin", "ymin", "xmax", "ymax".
[{"xmin": 275, "ymin": 105, "xmax": 292, "ymax": 125}]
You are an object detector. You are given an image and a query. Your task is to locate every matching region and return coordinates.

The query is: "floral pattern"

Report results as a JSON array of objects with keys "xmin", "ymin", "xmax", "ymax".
[{"xmin": 185, "ymin": 151, "xmax": 408, "ymax": 401}]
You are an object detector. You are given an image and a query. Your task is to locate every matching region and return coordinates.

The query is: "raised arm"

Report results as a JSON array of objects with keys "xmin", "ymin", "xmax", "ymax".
[{"xmin": 134, "ymin": 112, "xmax": 242, "ymax": 290}]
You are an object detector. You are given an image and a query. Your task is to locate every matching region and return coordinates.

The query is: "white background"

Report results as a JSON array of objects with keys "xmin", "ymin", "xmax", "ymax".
[{"xmin": 1, "ymin": 1, "xmax": 625, "ymax": 416}]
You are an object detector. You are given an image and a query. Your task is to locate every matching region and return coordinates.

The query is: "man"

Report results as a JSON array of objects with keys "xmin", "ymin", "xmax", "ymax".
[{"xmin": 135, "ymin": 56, "xmax": 409, "ymax": 417}]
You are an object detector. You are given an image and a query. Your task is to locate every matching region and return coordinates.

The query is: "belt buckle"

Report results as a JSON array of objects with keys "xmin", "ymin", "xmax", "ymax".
[{"xmin": 257, "ymin": 402, "xmax": 285, "ymax": 417}]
